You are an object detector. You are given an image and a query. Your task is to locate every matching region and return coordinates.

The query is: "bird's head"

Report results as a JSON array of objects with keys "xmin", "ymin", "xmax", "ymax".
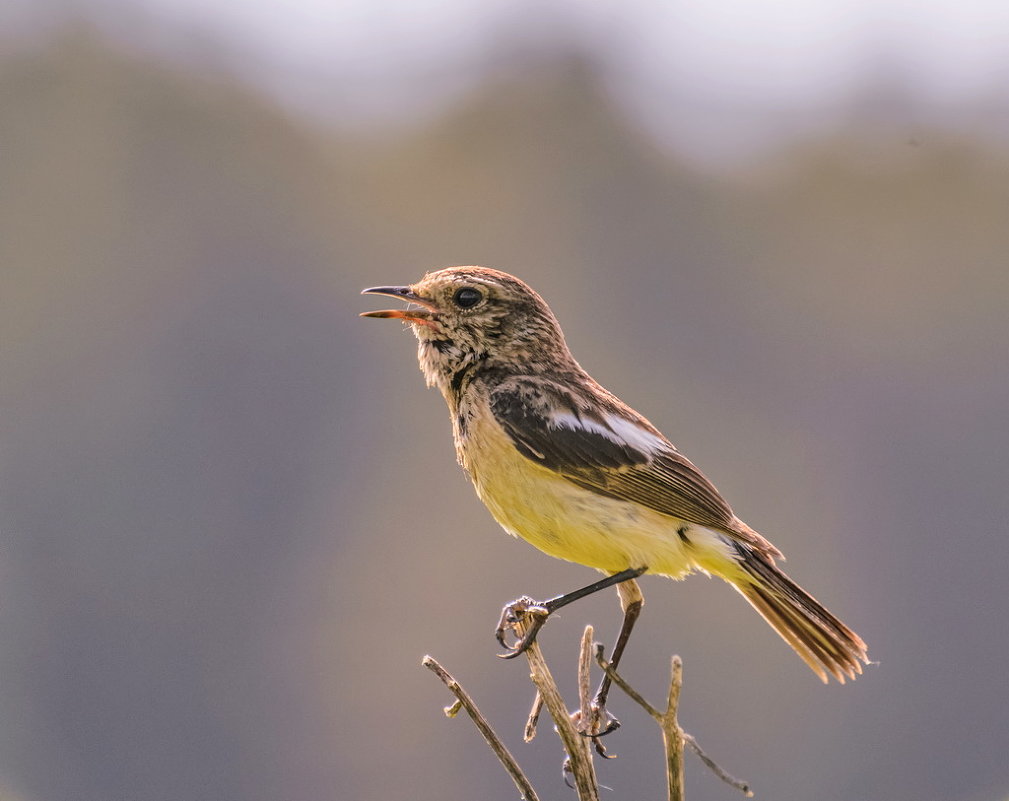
[{"xmin": 361, "ymin": 266, "xmax": 571, "ymax": 392}]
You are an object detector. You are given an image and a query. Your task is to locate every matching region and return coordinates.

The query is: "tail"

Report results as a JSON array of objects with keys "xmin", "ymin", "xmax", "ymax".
[{"xmin": 731, "ymin": 543, "xmax": 868, "ymax": 683}]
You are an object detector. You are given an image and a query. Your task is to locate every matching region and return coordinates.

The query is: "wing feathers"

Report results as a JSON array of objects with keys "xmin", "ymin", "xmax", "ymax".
[
  {"xmin": 490, "ymin": 379, "xmax": 779, "ymax": 557},
  {"xmin": 492, "ymin": 388, "xmax": 649, "ymax": 471}
]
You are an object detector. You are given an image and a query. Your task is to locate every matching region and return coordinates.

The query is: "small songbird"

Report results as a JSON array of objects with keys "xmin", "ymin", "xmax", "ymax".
[{"xmin": 362, "ymin": 266, "xmax": 868, "ymax": 722}]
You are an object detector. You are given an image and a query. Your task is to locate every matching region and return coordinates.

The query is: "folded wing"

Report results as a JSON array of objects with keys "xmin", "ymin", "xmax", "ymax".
[{"xmin": 490, "ymin": 378, "xmax": 781, "ymax": 559}]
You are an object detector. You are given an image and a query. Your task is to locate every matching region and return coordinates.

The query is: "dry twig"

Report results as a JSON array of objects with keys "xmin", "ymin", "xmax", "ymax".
[
  {"xmin": 422, "ymin": 655, "xmax": 541, "ymax": 801},
  {"xmin": 523, "ymin": 692, "xmax": 544, "ymax": 743},
  {"xmin": 595, "ymin": 644, "xmax": 753, "ymax": 799},
  {"xmin": 511, "ymin": 611, "xmax": 600, "ymax": 801},
  {"xmin": 423, "ymin": 617, "xmax": 752, "ymax": 801}
]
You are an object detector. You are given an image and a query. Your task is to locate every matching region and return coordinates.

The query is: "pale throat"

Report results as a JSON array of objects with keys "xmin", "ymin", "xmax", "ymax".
[{"xmin": 415, "ymin": 333, "xmax": 486, "ymax": 399}]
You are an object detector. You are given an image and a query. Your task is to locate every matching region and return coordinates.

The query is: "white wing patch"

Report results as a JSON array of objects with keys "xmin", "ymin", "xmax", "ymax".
[{"xmin": 550, "ymin": 411, "xmax": 666, "ymax": 456}]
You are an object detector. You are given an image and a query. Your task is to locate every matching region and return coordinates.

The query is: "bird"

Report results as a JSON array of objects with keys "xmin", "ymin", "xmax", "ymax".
[{"xmin": 361, "ymin": 266, "xmax": 868, "ymax": 729}]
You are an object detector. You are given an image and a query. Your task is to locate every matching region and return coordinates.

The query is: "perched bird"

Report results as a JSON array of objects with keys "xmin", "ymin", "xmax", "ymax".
[{"xmin": 361, "ymin": 266, "xmax": 868, "ymax": 719}]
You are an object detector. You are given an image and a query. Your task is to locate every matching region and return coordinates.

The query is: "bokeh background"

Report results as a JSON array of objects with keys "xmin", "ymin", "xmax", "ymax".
[{"xmin": 2, "ymin": 2, "xmax": 1008, "ymax": 800}]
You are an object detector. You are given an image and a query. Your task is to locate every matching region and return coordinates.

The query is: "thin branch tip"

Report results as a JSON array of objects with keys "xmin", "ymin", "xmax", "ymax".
[
  {"xmin": 422, "ymin": 655, "xmax": 541, "ymax": 801},
  {"xmin": 512, "ymin": 613, "xmax": 600, "ymax": 800},
  {"xmin": 427, "ymin": 622, "xmax": 751, "ymax": 800}
]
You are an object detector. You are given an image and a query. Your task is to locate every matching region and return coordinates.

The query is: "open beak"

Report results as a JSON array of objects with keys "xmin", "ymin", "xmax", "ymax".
[{"xmin": 360, "ymin": 285, "xmax": 440, "ymax": 325}]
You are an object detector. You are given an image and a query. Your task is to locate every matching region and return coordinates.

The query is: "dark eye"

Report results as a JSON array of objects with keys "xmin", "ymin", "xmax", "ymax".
[{"xmin": 453, "ymin": 287, "xmax": 483, "ymax": 309}]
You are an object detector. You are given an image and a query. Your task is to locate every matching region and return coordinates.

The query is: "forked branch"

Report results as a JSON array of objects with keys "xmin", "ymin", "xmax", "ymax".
[
  {"xmin": 423, "ymin": 617, "xmax": 752, "ymax": 801},
  {"xmin": 595, "ymin": 645, "xmax": 753, "ymax": 799},
  {"xmin": 422, "ymin": 656, "xmax": 540, "ymax": 801}
]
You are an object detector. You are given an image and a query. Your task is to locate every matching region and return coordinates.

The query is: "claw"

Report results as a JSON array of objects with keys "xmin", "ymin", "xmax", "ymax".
[
  {"xmin": 493, "ymin": 568, "xmax": 647, "ymax": 661},
  {"xmin": 562, "ymin": 757, "xmax": 575, "ymax": 789},
  {"xmin": 494, "ymin": 596, "xmax": 550, "ymax": 658},
  {"xmin": 572, "ymin": 704, "xmax": 622, "ymax": 758}
]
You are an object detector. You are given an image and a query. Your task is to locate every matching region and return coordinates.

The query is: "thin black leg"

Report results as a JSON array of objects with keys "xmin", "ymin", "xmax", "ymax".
[
  {"xmin": 593, "ymin": 596, "xmax": 643, "ymax": 712},
  {"xmin": 576, "ymin": 578, "xmax": 644, "ymax": 754},
  {"xmin": 496, "ymin": 566, "xmax": 647, "ymax": 658}
]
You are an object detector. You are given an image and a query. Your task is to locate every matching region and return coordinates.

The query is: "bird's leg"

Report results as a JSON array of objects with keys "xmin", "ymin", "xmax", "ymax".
[
  {"xmin": 496, "ymin": 566, "xmax": 647, "ymax": 658},
  {"xmin": 575, "ymin": 578, "xmax": 644, "ymax": 752}
]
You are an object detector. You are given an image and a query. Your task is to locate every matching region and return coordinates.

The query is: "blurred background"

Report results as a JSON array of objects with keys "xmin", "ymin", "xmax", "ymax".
[{"xmin": 1, "ymin": 2, "xmax": 1008, "ymax": 800}]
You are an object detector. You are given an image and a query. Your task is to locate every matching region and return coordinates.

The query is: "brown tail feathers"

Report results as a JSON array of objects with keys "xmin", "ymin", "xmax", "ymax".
[{"xmin": 731, "ymin": 543, "xmax": 868, "ymax": 683}]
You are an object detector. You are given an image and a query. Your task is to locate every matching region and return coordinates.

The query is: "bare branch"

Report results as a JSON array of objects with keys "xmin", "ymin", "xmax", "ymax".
[
  {"xmin": 422, "ymin": 655, "xmax": 541, "ymax": 801},
  {"xmin": 683, "ymin": 734, "xmax": 753, "ymax": 797},
  {"xmin": 513, "ymin": 612, "xmax": 600, "ymax": 801},
  {"xmin": 661, "ymin": 655, "xmax": 685, "ymax": 801},
  {"xmin": 426, "ymin": 618, "xmax": 752, "ymax": 801},
  {"xmin": 523, "ymin": 692, "xmax": 544, "ymax": 743},
  {"xmin": 577, "ymin": 626, "xmax": 595, "ymax": 727},
  {"xmin": 595, "ymin": 648, "xmax": 752, "ymax": 799},
  {"xmin": 594, "ymin": 643, "xmax": 661, "ymax": 720}
]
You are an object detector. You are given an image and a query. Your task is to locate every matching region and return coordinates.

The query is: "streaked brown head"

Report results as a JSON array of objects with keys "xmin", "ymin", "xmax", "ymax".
[{"xmin": 362, "ymin": 266, "xmax": 572, "ymax": 393}]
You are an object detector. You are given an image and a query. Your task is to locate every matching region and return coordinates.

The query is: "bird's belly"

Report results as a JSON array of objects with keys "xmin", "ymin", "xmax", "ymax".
[{"xmin": 462, "ymin": 420, "xmax": 729, "ymax": 578}]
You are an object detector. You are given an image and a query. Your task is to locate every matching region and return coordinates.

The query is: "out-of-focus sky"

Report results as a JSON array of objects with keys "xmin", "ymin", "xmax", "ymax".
[{"xmin": 6, "ymin": 0, "xmax": 1009, "ymax": 160}]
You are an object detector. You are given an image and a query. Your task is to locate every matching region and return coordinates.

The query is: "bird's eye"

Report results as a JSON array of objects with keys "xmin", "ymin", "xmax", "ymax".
[{"xmin": 453, "ymin": 287, "xmax": 483, "ymax": 309}]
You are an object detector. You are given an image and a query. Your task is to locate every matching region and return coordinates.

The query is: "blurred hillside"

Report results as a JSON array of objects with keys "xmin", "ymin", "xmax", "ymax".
[{"xmin": 1, "ymin": 32, "xmax": 1008, "ymax": 801}]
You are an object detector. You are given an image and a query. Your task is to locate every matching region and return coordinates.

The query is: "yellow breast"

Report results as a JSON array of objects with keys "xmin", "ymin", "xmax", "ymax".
[{"xmin": 455, "ymin": 410, "xmax": 729, "ymax": 578}]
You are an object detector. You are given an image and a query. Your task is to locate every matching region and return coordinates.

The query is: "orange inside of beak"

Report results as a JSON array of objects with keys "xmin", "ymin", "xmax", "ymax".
[{"xmin": 359, "ymin": 308, "xmax": 437, "ymax": 327}]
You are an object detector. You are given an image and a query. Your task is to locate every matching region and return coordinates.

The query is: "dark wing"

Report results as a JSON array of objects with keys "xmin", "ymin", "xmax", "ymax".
[
  {"xmin": 491, "ymin": 389, "xmax": 651, "ymax": 473},
  {"xmin": 490, "ymin": 379, "xmax": 780, "ymax": 556}
]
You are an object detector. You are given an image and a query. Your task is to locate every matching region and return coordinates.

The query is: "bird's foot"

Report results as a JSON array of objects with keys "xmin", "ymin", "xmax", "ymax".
[
  {"xmin": 572, "ymin": 701, "xmax": 622, "ymax": 758},
  {"xmin": 495, "ymin": 596, "xmax": 551, "ymax": 659}
]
